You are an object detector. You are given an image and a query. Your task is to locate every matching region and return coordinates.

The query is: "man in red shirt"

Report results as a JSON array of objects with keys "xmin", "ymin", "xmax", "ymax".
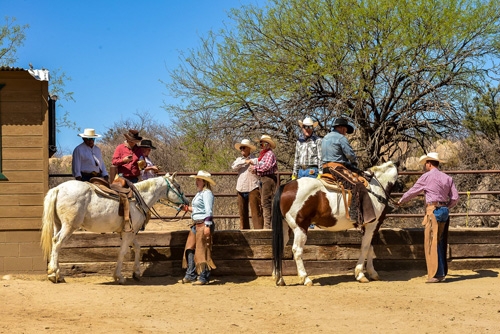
[{"xmin": 111, "ymin": 129, "xmax": 145, "ymax": 183}]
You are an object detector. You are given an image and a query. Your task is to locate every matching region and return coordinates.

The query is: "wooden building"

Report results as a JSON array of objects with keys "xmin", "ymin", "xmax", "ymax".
[{"xmin": 0, "ymin": 67, "xmax": 56, "ymax": 274}]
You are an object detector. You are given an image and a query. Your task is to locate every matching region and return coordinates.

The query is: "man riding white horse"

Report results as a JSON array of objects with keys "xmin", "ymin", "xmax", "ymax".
[{"xmin": 321, "ymin": 117, "xmax": 376, "ymax": 225}]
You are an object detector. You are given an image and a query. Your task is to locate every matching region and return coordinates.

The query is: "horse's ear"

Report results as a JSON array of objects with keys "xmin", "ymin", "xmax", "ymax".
[{"xmin": 171, "ymin": 172, "xmax": 177, "ymax": 179}]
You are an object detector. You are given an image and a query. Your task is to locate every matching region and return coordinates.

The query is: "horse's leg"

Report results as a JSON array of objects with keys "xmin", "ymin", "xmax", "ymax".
[
  {"xmin": 131, "ymin": 236, "xmax": 142, "ymax": 281},
  {"xmin": 292, "ymin": 228, "xmax": 312, "ymax": 286},
  {"xmin": 114, "ymin": 232, "xmax": 134, "ymax": 284},
  {"xmin": 354, "ymin": 223, "xmax": 378, "ymax": 283},
  {"xmin": 366, "ymin": 245, "xmax": 380, "ymax": 281},
  {"xmin": 47, "ymin": 224, "xmax": 76, "ymax": 283}
]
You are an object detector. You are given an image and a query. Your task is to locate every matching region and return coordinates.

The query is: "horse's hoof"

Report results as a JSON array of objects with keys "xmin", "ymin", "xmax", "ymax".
[
  {"xmin": 276, "ymin": 278, "xmax": 286, "ymax": 286},
  {"xmin": 358, "ymin": 276, "xmax": 370, "ymax": 283},
  {"xmin": 132, "ymin": 272, "xmax": 141, "ymax": 281},
  {"xmin": 369, "ymin": 275, "xmax": 380, "ymax": 281},
  {"xmin": 48, "ymin": 274, "xmax": 58, "ymax": 283},
  {"xmin": 305, "ymin": 280, "xmax": 313, "ymax": 286}
]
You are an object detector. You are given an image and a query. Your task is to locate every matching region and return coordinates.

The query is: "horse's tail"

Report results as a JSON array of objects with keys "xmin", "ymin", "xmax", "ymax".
[
  {"xmin": 272, "ymin": 183, "xmax": 286, "ymax": 279},
  {"xmin": 40, "ymin": 187, "xmax": 58, "ymax": 261}
]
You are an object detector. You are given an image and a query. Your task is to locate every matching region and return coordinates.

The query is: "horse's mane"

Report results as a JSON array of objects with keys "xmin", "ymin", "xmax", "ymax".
[{"xmin": 134, "ymin": 177, "xmax": 160, "ymax": 192}]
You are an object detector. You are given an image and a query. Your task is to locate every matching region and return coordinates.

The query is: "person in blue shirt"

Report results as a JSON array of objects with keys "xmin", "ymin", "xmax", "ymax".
[
  {"xmin": 321, "ymin": 117, "xmax": 376, "ymax": 225},
  {"xmin": 181, "ymin": 170, "xmax": 216, "ymax": 285}
]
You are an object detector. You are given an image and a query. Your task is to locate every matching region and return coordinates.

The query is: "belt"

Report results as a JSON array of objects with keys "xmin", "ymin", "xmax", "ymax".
[
  {"xmin": 427, "ymin": 201, "xmax": 448, "ymax": 207},
  {"xmin": 81, "ymin": 171, "xmax": 101, "ymax": 177},
  {"xmin": 300, "ymin": 165, "xmax": 317, "ymax": 170}
]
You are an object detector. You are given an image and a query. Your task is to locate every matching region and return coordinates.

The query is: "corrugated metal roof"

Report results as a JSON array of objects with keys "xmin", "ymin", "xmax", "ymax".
[{"xmin": 0, "ymin": 66, "xmax": 26, "ymax": 71}]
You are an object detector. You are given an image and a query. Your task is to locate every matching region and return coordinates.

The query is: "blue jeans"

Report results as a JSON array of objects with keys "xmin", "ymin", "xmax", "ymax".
[
  {"xmin": 184, "ymin": 224, "xmax": 214, "ymax": 283},
  {"xmin": 434, "ymin": 207, "xmax": 449, "ymax": 277},
  {"xmin": 298, "ymin": 167, "xmax": 318, "ymax": 179}
]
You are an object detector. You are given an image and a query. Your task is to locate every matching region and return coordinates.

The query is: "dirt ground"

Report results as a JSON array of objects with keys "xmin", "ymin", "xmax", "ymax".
[{"xmin": 1, "ymin": 268, "xmax": 499, "ymax": 334}]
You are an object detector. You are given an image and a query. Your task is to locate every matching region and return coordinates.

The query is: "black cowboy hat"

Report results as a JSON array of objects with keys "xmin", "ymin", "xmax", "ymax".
[
  {"xmin": 138, "ymin": 139, "xmax": 156, "ymax": 149},
  {"xmin": 332, "ymin": 117, "xmax": 354, "ymax": 134}
]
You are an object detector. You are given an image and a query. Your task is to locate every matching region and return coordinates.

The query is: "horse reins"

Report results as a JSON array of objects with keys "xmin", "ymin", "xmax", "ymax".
[
  {"xmin": 368, "ymin": 174, "xmax": 399, "ymax": 206},
  {"xmin": 149, "ymin": 177, "xmax": 188, "ymax": 223}
]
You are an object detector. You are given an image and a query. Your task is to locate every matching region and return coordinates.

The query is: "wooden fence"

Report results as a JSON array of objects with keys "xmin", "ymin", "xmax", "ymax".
[{"xmin": 59, "ymin": 227, "xmax": 500, "ymax": 278}]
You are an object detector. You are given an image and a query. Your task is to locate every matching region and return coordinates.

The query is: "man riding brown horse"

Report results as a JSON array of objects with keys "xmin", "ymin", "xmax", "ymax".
[{"xmin": 321, "ymin": 117, "xmax": 376, "ymax": 225}]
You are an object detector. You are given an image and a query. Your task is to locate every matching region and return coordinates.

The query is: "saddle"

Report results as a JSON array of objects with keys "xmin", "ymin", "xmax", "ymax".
[
  {"xmin": 319, "ymin": 162, "xmax": 370, "ymax": 222},
  {"xmin": 88, "ymin": 177, "xmax": 145, "ymax": 232}
]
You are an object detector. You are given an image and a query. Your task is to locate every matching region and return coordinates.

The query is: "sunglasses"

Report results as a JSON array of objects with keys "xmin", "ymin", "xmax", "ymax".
[
  {"xmin": 83, "ymin": 138, "xmax": 95, "ymax": 141},
  {"xmin": 259, "ymin": 142, "xmax": 267, "ymax": 146},
  {"xmin": 303, "ymin": 125, "xmax": 313, "ymax": 130},
  {"xmin": 239, "ymin": 146, "xmax": 248, "ymax": 150}
]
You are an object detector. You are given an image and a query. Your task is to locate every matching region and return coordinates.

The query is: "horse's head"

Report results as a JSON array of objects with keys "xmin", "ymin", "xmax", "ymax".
[
  {"xmin": 164, "ymin": 172, "xmax": 189, "ymax": 206},
  {"xmin": 370, "ymin": 161, "xmax": 399, "ymax": 191}
]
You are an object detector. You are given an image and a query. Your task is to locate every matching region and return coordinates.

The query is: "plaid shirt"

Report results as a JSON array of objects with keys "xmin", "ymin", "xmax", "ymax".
[
  {"xmin": 292, "ymin": 134, "xmax": 322, "ymax": 176},
  {"xmin": 254, "ymin": 150, "xmax": 278, "ymax": 176}
]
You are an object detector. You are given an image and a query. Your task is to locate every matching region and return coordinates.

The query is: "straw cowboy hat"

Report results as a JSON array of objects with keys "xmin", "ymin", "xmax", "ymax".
[
  {"xmin": 419, "ymin": 152, "xmax": 446, "ymax": 165},
  {"xmin": 332, "ymin": 117, "xmax": 354, "ymax": 134},
  {"xmin": 298, "ymin": 117, "xmax": 318, "ymax": 128},
  {"xmin": 138, "ymin": 139, "xmax": 156, "ymax": 149},
  {"xmin": 78, "ymin": 128, "xmax": 102, "ymax": 138},
  {"xmin": 190, "ymin": 170, "xmax": 216, "ymax": 186},
  {"xmin": 124, "ymin": 129, "xmax": 143, "ymax": 142},
  {"xmin": 256, "ymin": 135, "xmax": 276, "ymax": 149},
  {"xmin": 234, "ymin": 139, "xmax": 256, "ymax": 152}
]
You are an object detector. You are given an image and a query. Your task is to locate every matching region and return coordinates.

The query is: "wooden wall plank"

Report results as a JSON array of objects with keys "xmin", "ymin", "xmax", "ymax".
[
  {"xmin": 2, "ymin": 148, "xmax": 43, "ymax": 159},
  {"xmin": 0, "ymin": 206, "xmax": 42, "ymax": 218},
  {"xmin": 59, "ymin": 258, "xmax": 500, "ymax": 278},
  {"xmin": 449, "ymin": 244, "xmax": 500, "ymax": 258},
  {"xmin": 0, "ymin": 183, "xmax": 44, "ymax": 194},
  {"xmin": 2, "ymin": 160, "xmax": 44, "ymax": 171},
  {"xmin": 0, "ymin": 171, "xmax": 45, "ymax": 182},
  {"xmin": 0, "ymin": 218, "xmax": 41, "ymax": 230},
  {"xmin": 2, "ymin": 136, "xmax": 42, "ymax": 147},
  {"xmin": 0, "ymin": 194, "xmax": 44, "ymax": 206},
  {"xmin": 1, "ymin": 125, "xmax": 44, "ymax": 136}
]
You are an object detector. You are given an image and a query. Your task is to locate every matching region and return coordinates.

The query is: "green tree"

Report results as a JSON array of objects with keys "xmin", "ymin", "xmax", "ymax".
[
  {"xmin": 165, "ymin": 0, "xmax": 500, "ymax": 168},
  {"xmin": 0, "ymin": 17, "xmax": 28, "ymax": 66},
  {"xmin": 463, "ymin": 84, "xmax": 500, "ymax": 142}
]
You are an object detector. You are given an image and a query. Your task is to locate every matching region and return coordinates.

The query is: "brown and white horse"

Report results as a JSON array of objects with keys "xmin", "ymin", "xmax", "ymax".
[{"xmin": 272, "ymin": 161, "xmax": 398, "ymax": 286}]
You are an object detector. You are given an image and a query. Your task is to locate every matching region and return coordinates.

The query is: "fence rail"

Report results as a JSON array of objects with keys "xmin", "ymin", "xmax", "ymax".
[{"xmin": 49, "ymin": 169, "xmax": 500, "ymax": 220}]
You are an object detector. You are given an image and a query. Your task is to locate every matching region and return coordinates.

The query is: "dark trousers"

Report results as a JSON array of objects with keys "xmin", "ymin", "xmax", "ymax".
[
  {"xmin": 237, "ymin": 188, "xmax": 264, "ymax": 229},
  {"xmin": 260, "ymin": 175, "xmax": 277, "ymax": 229}
]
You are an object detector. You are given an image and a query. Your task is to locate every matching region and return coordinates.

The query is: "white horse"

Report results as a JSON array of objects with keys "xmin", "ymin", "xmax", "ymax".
[
  {"xmin": 272, "ymin": 161, "xmax": 399, "ymax": 286},
  {"xmin": 40, "ymin": 173, "xmax": 188, "ymax": 284}
]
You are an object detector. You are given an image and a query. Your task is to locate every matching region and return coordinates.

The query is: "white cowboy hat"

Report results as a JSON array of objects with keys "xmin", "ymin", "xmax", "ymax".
[
  {"xmin": 78, "ymin": 128, "xmax": 102, "ymax": 138},
  {"xmin": 190, "ymin": 170, "xmax": 216, "ymax": 186},
  {"xmin": 298, "ymin": 117, "xmax": 318, "ymax": 128},
  {"xmin": 255, "ymin": 135, "xmax": 276, "ymax": 149},
  {"xmin": 419, "ymin": 152, "xmax": 446, "ymax": 164},
  {"xmin": 234, "ymin": 139, "xmax": 256, "ymax": 152}
]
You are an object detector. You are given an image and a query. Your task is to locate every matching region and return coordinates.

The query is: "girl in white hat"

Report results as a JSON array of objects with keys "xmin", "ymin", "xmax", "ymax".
[{"xmin": 181, "ymin": 170, "xmax": 216, "ymax": 285}]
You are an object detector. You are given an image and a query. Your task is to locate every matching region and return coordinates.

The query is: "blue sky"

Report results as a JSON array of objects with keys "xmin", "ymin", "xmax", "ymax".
[{"xmin": 2, "ymin": 0, "xmax": 263, "ymax": 155}]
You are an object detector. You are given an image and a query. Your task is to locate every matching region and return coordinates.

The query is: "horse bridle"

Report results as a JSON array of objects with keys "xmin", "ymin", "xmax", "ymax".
[
  {"xmin": 367, "ymin": 174, "xmax": 398, "ymax": 206},
  {"xmin": 150, "ymin": 176, "xmax": 188, "ymax": 222}
]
